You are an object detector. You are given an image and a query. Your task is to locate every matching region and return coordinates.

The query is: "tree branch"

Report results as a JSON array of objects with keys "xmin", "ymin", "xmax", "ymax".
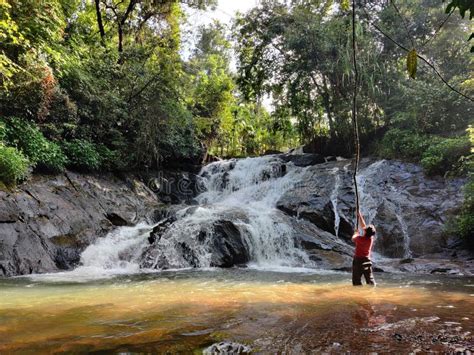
[{"xmin": 362, "ymin": 8, "xmax": 474, "ymax": 103}]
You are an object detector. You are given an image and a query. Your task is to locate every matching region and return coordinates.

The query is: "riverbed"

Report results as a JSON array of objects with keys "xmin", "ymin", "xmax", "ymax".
[{"xmin": 1, "ymin": 269, "xmax": 473, "ymax": 353}]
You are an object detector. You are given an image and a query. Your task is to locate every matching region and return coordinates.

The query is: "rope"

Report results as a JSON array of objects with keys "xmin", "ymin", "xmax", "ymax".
[{"xmin": 351, "ymin": 0, "xmax": 361, "ymax": 230}]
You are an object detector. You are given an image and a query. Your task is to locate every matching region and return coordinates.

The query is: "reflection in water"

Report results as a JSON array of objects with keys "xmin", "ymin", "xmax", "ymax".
[{"xmin": 0, "ymin": 270, "xmax": 473, "ymax": 353}]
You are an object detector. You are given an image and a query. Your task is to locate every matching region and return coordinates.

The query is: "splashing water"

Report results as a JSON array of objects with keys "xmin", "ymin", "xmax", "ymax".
[
  {"xmin": 57, "ymin": 157, "xmax": 420, "ymax": 277},
  {"xmin": 148, "ymin": 156, "xmax": 312, "ymax": 269},
  {"xmin": 330, "ymin": 167, "xmax": 341, "ymax": 237}
]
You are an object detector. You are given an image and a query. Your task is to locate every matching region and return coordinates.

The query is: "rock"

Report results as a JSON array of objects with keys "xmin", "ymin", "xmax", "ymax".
[
  {"xmin": 140, "ymin": 170, "xmax": 202, "ymax": 204},
  {"xmin": 203, "ymin": 342, "xmax": 251, "ymax": 354},
  {"xmin": 140, "ymin": 218, "xmax": 250, "ymax": 270},
  {"xmin": 278, "ymin": 153, "xmax": 325, "ymax": 167},
  {"xmin": 290, "ymin": 218, "xmax": 353, "ymax": 269},
  {"xmin": 148, "ymin": 216, "xmax": 176, "ymax": 244},
  {"xmin": 277, "ymin": 158, "xmax": 466, "ymax": 258},
  {"xmin": 0, "ymin": 172, "xmax": 160, "ymax": 276},
  {"xmin": 208, "ymin": 220, "xmax": 250, "ymax": 267},
  {"xmin": 105, "ymin": 212, "xmax": 132, "ymax": 226}
]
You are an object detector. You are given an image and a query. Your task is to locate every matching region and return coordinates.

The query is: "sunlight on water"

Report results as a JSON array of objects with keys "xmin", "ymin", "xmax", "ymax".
[{"xmin": 1, "ymin": 270, "xmax": 473, "ymax": 353}]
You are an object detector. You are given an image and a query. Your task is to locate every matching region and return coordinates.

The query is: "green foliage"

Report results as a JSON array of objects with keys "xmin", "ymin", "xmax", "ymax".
[
  {"xmin": 379, "ymin": 128, "xmax": 471, "ymax": 176},
  {"xmin": 0, "ymin": 144, "xmax": 30, "ymax": 185},
  {"xmin": 379, "ymin": 129, "xmax": 433, "ymax": 160},
  {"xmin": 421, "ymin": 136, "xmax": 471, "ymax": 175},
  {"xmin": 62, "ymin": 139, "xmax": 101, "ymax": 172},
  {"xmin": 453, "ymin": 177, "xmax": 474, "ymax": 248},
  {"xmin": 1, "ymin": 117, "xmax": 67, "ymax": 173},
  {"xmin": 443, "ymin": 0, "xmax": 474, "ymax": 52},
  {"xmin": 95, "ymin": 145, "xmax": 125, "ymax": 171}
]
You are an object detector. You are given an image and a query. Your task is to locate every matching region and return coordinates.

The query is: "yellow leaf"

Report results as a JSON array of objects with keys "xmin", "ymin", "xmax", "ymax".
[
  {"xmin": 407, "ymin": 49, "xmax": 417, "ymax": 79},
  {"xmin": 341, "ymin": 0, "xmax": 350, "ymax": 11}
]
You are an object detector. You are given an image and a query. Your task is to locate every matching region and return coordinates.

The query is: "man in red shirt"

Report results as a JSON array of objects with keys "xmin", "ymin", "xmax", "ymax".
[{"xmin": 352, "ymin": 211, "xmax": 376, "ymax": 286}]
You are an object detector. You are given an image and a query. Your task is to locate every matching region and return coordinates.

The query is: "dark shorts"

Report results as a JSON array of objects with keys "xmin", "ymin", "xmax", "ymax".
[{"xmin": 352, "ymin": 257, "xmax": 375, "ymax": 286}]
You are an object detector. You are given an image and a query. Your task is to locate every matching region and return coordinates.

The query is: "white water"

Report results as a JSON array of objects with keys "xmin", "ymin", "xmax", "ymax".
[
  {"xmin": 33, "ymin": 157, "xmax": 416, "ymax": 280},
  {"xmin": 147, "ymin": 156, "xmax": 312, "ymax": 269},
  {"xmin": 357, "ymin": 160, "xmax": 412, "ymax": 258},
  {"xmin": 330, "ymin": 167, "xmax": 341, "ymax": 237}
]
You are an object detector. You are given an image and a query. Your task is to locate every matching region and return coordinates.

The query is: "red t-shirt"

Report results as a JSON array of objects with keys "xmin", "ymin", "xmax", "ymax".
[{"xmin": 353, "ymin": 233, "xmax": 374, "ymax": 258}]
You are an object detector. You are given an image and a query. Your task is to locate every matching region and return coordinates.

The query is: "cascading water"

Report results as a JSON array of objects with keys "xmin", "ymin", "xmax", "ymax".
[
  {"xmin": 356, "ymin": 160, "xmax": 412, "ymax": 258},
  {"xmin": 145, "ymin": 156, "xmax": 313, "ymax": 269},
  {"xmin": 73, "ymin": 156, "xmax": 313, "ymax": 276},
  {"xmin": 64, "ymin": 157, "xmax": 424, "ymax": 278},
  {"xmin": 330, "ymin": 167, "xmax": 341, "ymax": 237}
]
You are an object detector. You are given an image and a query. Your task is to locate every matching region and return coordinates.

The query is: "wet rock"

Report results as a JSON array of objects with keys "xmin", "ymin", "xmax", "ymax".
[
  {"xmin": 208, "ymin": 220, "xmax": 250, "ymax": 267},
  {"xmin": 0, "ymin": 172, "xmax": 160, "ymax": 276},
  {"xmin": 105, "ymin": 212, "xmax": 132, "ymax": 226},
  {"xmin": 277, "ymin": 158, "xmax": 466, "ymax": 258},
  {"xmin": 203, "ymin": 341, "xmax": 251, "ymax": 354},
  {"xmin": 290, "ymin": 218, "xmax": 353, "ymax": 269},
  {"xmin": 140, "ymin": 170, "xmax": 201, "ymax": 204},
  {"xmin": 279, "ymin": 153, "xmax": 325, "ymax": 167},
  {"xmin": 140, "ymin": 218, "xmax": 250, "ymax": 270},
  {"xmin": 148, "ymin": 216, "xmax": 177, "ymax": 245}
]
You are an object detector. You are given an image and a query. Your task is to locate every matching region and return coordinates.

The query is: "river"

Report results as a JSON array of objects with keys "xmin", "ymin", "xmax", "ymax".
[{"xmin": 1, "ymin": 270, "xmax": 473, "ymax": 353}]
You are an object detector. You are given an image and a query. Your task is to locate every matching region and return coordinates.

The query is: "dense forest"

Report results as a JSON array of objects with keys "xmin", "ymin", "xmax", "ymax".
[{"xmin": 0, "ymin": 0, "xmax": 473, "ymax": 241}]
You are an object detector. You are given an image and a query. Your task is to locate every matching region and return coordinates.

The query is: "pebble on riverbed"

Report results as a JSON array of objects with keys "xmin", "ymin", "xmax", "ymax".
[{"xmin": 203, "ymin": 341, "xmax": 252, "ymax": 354}]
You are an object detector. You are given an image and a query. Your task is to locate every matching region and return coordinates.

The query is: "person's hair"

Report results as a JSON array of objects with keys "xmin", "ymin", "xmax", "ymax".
[{"xmin": 364, "ymin": 225, "xmax": 376, "ymax": 237}]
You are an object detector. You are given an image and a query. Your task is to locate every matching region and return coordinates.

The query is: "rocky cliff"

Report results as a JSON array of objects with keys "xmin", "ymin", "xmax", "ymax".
[{"xmin": 0, "ymin": 172, "xmax": 164, "ymax": 276}]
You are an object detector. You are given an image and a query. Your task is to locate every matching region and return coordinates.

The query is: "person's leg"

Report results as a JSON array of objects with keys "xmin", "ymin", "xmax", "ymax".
[
  {"xmin": 352, "ymin": 258, "xmax": 363, "ymax": 286},
  {"xmin": 362, "ymin": 259, "xmax": 376, "ymax": 286}
]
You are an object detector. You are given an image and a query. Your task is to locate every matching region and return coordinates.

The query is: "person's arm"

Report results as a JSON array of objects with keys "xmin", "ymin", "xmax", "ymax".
[{"xmin": 358, "ymin": 210, "xmax": 367, "ymax": 229}]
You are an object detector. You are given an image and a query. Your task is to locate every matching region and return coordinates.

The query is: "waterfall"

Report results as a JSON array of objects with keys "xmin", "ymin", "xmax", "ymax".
[
  {"xmin": 67, "ymin": 157, "xmax": 421, "ymax": 277},
  {"xmin": 356, "ymin": 161, "xmax": 385, "ymax": 226},
  {"xmin": 146, "ymin": 156, "xmax": 312, "ymax": 269},
  {"xmin": 330, "ymin": 167, "xmax": 341, "ymax": 237},
  {"xmin": 357, "ymin": 160, "xmax": 412, "ymax": 258}
]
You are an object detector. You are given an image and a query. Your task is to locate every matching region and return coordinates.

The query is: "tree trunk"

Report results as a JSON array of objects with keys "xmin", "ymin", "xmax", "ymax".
[{"xmin": 94, "ymin": 0, "xmax": 105, "ymax": 43}]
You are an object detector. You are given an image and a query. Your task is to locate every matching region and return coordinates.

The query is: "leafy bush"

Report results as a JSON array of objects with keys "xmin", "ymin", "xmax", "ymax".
[
  {"xmin": 0, "ymin": 121, "xmax": 6, "ymax": 142},
  {"xmin": 379, "ymin": 129, "xmax": 434, "ymax": 160},
  {"xmin": 95, "ymin": 144, "xmax": 125, "ymax": 171},
  {"xmin": 1, "ymin": 117, "xmax": 67, "ymax": 173},
  {"xmin": 379, "ymin": 128, "xmax": 470, "ymax": 176},
  {"xmin": 0, "ymin": 144, "xmax": 30, "ymax": 185},
  {"xmin": 62, "ymin": 139, "xmax": 101, "ymax": 171},
  {"xmin": 421, "ymin": 136, "xmax": 470, "ymax": 176},
  {"xmin": 453, "ymin": 178, "xmax": 474, "ymax": 249}
]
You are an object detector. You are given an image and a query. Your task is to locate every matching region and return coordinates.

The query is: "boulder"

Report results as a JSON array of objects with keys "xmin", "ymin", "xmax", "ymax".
[
  {"xmin": 140, "ymin": 218, "xmax": 250, "ymax": 269},
  {"xmin": 278, "ymin": 153, "xmax": 325, "ymax": 167},
  {"xmin": 208, "ymin": 220, "xmax": 250, "ymax": 267},
  {"xmin": 203, "ymin": 342, "xmax": 251, "ymax": 355},
  {"xmin": 277, "ymin": 158, "xmax": 466, "ymax": 258},
  {"xmin": 0, "ymin": 172, "xmax": 160, "ymax": 276}
]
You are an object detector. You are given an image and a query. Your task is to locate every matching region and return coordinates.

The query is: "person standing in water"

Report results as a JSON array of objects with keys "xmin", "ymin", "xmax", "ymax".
[{"xmin": 352, "ymin": 211, "xmax": 376, "ymax": 286}]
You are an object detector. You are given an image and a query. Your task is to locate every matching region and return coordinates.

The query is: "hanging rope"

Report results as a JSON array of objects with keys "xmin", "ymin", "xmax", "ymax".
[{"xmin": 351, "ymin": 0, "xmax": 361, "ymax": 230}]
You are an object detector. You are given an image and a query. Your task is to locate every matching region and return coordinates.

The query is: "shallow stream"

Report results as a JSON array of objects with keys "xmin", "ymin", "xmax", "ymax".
[{"xmin": 1, "ymin": 269, "xmax": 473, "ymax": 353}]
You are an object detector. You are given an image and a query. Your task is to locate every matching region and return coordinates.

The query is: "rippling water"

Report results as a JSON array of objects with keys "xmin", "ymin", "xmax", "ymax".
[{"xmin": 1, "ymin": 270, "xmax": 473, "ymax": 353}]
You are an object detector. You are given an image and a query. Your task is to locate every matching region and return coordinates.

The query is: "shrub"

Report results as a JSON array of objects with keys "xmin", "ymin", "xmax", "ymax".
[
  {"xmin": 62, "ymin": 139, "xmax": 101, "ymax": 171},
  {"xmin": 0, "ymin": 121, "xmax": 6, "ymax": 142},
  {"xmin": 0, "ymin": 144, "xmax": 30, "ymax": 185},
  {"xmin": 421, "ymin": 136, "xmax": 470, "ymax": 176},
  {"xmin": 454, "ymin": 178, "xmax": 474, "ymax": 249},
  {"xmin": 1, "ymin": 117, "xmax": 67, "ymax": 173},
  {"xmin": 379, "ymin": 128, "xmax": 471, "ymax": 176},
  {"xmin": 95, "ymin": 144, "xmax": 125, "ymax": 171},
  {"xmin": 379, "ymin": 129, "xmax": 434, "ymax": 161}
]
